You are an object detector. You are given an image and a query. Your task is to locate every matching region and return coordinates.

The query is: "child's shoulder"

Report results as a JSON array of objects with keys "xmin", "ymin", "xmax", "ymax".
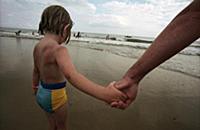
[
  {"xmin": 54, "ymin": 45, "xmax": 70, "ymax": 58},
  {"xmin": 34, "ymin": 39, "xmax": 57, "ymax": 51},
  {"xmin": 56, "ymin": 45, "xmax": 67, "ymax": 51},
  {"xmin": 55, "ymin": 45, "xmax": 68, "ymax": 54}
]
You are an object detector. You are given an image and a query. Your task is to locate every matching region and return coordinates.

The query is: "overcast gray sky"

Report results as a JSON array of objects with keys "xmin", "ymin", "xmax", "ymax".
[{"xmin": 0, "ymin": 0, "xmax": 192, "ymax": 37}]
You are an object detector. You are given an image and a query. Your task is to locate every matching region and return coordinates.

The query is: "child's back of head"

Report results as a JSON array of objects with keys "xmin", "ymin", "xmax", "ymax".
[{"xmin": 39, "ymin": 5, "xmax": 73, "ymax": 43}]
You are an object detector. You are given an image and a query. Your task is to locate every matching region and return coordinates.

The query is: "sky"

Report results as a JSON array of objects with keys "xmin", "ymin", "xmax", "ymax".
[{"xmin": 0, "ymin": 0, "xmax": 192, "ymax": 37}]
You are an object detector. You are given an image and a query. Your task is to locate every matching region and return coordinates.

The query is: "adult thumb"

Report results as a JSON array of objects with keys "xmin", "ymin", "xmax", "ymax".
[{"xmin": 114, "ymin": 80, "xmax": 130, "ymax": 90}]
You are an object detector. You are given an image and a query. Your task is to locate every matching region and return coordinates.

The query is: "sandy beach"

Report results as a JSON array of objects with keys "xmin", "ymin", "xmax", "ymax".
[{"xmin": 0, "ymin": 36, "xmax": 200, "ymax": 130}]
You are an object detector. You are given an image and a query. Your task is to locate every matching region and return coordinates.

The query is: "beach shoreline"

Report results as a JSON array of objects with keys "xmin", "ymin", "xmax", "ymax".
[{"xmin": 1, "ymin": 34, "xmax": 200, "ymax": 79}]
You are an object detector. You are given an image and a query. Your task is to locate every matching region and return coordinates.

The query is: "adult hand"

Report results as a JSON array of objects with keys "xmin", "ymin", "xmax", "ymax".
[
  {"xmin": 104, "ymin": 81, "xmax": 128, "ymax": 104},
  {"xmin": 110, "ymin": 77, "xmax": 139, "ymax": 109}
]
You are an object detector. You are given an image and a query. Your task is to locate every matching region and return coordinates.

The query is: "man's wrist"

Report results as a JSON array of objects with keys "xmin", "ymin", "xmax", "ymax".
[
  {"xmin": 124, "ymin": 62, "xmax": 146, "ymax": 84},
  {"xmin": 123, "ymin": 73, "xmax": 141, "ymax": 85}
]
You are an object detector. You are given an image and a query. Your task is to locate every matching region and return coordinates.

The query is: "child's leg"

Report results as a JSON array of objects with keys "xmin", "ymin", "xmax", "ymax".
[
  {"xmin": 45, "ymin": 112, "xmax": 57, "ymax": 130},
  {"xmin": 54, "ymin": 103, "xmax": 68, "ymax": 130}
]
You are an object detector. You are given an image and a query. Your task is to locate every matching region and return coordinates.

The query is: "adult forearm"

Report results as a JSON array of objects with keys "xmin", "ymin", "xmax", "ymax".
[{"xmin": 125, "ymin": 1, "xmax": 200, "ymax": 83}]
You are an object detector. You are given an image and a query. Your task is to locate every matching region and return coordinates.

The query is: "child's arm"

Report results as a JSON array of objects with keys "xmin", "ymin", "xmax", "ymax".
[
  {"xmin": 32, "ymin": 47, "xmax": 39, "ymax": 95},
  {"xmin": 55, "ymin": 46, "xmax": 127, "ymax": 103}
]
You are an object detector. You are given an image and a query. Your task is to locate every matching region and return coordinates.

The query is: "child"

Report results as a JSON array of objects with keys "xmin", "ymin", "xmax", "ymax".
[{"xmin": 32, "ymin": 5, "xmax": 126, "ymax": 130}]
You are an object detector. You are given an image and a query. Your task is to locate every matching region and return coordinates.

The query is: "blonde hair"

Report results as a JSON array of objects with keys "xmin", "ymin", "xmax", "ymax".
[{"xmin": 38, "ymin": 5, "xmax": 73, "ymax": 38}]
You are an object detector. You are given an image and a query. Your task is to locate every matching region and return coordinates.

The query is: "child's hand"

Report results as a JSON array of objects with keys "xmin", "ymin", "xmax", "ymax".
[
  {"xmin": 32, "ymin": 86, "xmax": 38, "ymax": 95},
  {"xmin": 103, "ymin": 81, "xmax": 127, "ymax": 104}
]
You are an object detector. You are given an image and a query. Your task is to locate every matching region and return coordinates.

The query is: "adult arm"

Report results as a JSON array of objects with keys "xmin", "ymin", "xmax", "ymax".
[
  {"xmin": 125, "ymin": 1, "xmax": 200, "ymax": 83},
  {"xmin": 113, "ymin": 1, "xmax": 200, "ymax": 109}
]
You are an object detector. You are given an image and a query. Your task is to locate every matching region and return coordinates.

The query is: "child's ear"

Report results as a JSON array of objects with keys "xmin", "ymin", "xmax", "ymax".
[
  {"xmin": 63, "ymin": 24, "xmax": 71, "ymax": 44},
  {"xmin": 62, "ymin": 24, "xmax": 71, "ymax": 37},
  {"xmin": 64, "ymin": 24, "xmax": 71, "ymax": 33}
]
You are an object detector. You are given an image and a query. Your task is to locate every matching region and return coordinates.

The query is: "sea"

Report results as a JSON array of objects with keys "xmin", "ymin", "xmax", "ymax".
[{"xmin": 0, "ymin": 27, "xmax": 200, "ymax": 78}]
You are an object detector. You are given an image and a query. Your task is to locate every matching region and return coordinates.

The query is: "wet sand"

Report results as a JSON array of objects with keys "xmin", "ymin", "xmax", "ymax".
[{"xmin": 0, "ymin": 37, "xmax": 200, "ymax": 130}]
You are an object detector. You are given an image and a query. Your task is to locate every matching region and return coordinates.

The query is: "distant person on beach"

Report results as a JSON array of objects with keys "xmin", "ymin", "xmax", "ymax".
[
  {"xmin": 106, "ymin": 34, "xmax": 109, "ymax": 40},
  {"xmin": 32, "ymin": 5, "xmax": 126, "ymax": 130},
  {"xmin": 75, "ymin": 31, "xmax": 81, "ymax": 38},
  {"xmin": 110, "ymin": 0, "xmax": 200, "ymax": 109},
  {"xmin": 15, "ymin": 30, "xmax": 21, "ymax": 36}
]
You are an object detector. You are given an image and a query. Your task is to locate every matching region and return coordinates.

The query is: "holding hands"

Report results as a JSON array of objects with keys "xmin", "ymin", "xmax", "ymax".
[
  {"xmin": 105, "ymin": 0, "xmax": 200, "ymax": 110},
  {"xmin": 103, "ymin": 81, "xmax": 128, "ymax": 104},
  {"xmin": 106, "ymin": 77, "xmax": 139, "ymax": 109}
]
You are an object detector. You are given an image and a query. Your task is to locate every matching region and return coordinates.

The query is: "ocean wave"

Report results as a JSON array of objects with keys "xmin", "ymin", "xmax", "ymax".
[
  {"xmin": 1, "ymin": 31, "xmax": 200, "ymax": 56},
  {"xmin": 71, "ymin": 37, "xmax": 200, "ymax": 56},
  {"xmin": 1, "ymin": 31, "xmax": 199, "ymax": 78},
  {"xmin": 1, "ymin": 31, "xmax": 200, "ymax": 57},
  {"xmin": 71, "ymin": 40, "xmax": 200, "ymax": 78}
]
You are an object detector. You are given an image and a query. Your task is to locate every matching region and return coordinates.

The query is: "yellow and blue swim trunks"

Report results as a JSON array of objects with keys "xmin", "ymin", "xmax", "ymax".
[{"xmin": 36, "ymin": 81, "xmax": 67, "ymax": 113}]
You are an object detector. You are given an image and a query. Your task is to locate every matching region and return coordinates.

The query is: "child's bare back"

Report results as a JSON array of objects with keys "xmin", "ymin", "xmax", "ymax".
[{"xmin": 34, "ymin": 37, "xmax": 65, "ymax": 83}]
